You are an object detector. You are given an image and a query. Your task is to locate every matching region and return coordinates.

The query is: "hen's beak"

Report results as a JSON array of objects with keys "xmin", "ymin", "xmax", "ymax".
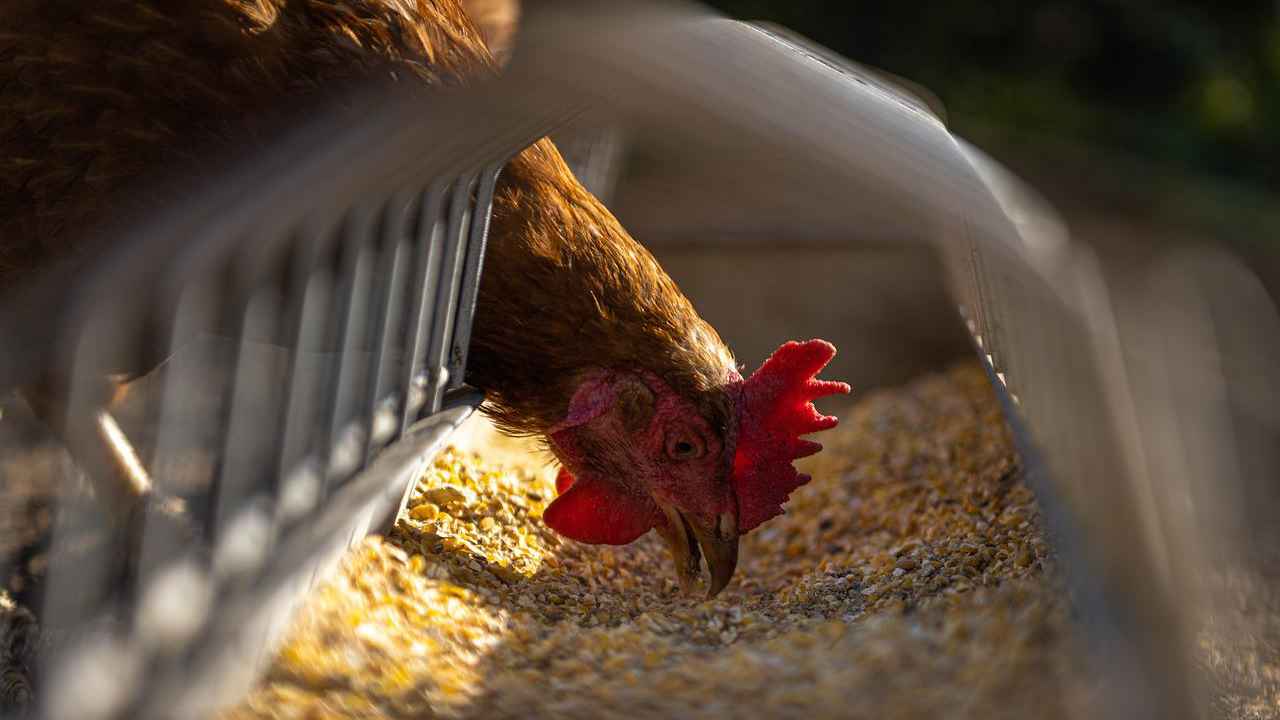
[{"xmin": 655, "ymin": 503, "xmax": 739, "ymax": 598}]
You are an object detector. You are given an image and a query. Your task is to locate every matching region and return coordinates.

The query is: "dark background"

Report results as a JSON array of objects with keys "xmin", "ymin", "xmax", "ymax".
[
  {"xmin": 703, "ymin": 0, "xmax": 1279, "ymax": 196},
  {"xmin": 619, "ymin": 1, "xmax": 1280, "ymax": 391}
]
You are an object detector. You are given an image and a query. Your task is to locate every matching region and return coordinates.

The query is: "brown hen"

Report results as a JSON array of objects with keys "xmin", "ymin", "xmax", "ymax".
[{"xmin": 0, "ymin": 0, "xmax": 847, "ymax": 596}]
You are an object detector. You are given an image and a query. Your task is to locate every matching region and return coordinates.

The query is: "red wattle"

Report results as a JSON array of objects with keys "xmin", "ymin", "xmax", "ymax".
[
  {"xmin": 555, "ymin": 467, "xmax": 576, "ymax": 495},
  {"xmin": 542, "ymin": 473, "xmax": 662, "ymax": 545}
]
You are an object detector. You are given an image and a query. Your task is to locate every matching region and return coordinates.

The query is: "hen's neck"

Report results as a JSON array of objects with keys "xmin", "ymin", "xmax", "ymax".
[{"xmin": 466, "ymin": 139, "xmax": 737, "ymax": 437}]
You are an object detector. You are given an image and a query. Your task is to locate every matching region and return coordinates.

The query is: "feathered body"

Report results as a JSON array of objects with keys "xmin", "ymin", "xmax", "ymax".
[
  {"xmin": 0, "ymin": 0, "xmax": 846, "ymax": 596},
  {"xmin": 0, "ymin": 0, "xmax": 490, "ymax": 286},
  {"xmin": 0, "ymin": 0, "xmax": 734, "ymax": 429}
]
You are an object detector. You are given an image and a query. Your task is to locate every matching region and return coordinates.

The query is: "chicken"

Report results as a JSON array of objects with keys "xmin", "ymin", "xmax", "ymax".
[{"xmin": 0, "ymin": 0, "xmax": 849, "ymax": 596}]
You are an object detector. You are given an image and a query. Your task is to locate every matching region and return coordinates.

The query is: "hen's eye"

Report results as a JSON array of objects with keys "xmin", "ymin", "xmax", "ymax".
[{"xmin": 666, "ymin": 434, "xmax": 705, "ymax": 461}]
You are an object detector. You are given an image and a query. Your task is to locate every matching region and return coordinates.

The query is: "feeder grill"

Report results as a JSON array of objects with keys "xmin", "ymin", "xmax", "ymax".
[{"xmin": 2, "ymin": 4, "xmax": 1275, "ymax": 719}]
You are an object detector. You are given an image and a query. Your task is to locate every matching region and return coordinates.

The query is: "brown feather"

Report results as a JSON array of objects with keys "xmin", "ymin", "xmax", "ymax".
[
  {"xmin": 472, "ymin": 140, "xmax": 738, "ymax": 436},
  {"xmin": 0, "ymin": 0, "xmax": 737, "ymax": 442},
  {"xmin": 0, "ymin": 0, "xmax": 491, "ymax": 289}
]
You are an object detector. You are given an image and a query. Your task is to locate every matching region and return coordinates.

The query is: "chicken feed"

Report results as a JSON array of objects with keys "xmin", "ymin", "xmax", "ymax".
[{"xmin": 223, "ymin": 363, "xmax": 1098, "ymax": 719}]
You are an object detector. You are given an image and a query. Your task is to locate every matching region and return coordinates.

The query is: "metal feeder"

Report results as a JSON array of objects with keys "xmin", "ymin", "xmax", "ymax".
[{"xmin": 2, "ymin": 2, "xmax": 1276, "ymax": 718}]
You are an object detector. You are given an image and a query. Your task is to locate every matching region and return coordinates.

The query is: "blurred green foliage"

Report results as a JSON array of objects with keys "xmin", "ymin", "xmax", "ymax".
[{"xmin": 704, "ymin": 0, "xmax": 1279, "ymax": 192}]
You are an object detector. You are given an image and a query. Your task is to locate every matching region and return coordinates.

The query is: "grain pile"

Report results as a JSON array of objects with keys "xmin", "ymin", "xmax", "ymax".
[
  {"xmin": 224, "ymin": 363, "xmax": 1095, "ymax": 719},
  {"xmin": 1199, "ymin": 564, "xmax": 1280, "ymax": 719}
]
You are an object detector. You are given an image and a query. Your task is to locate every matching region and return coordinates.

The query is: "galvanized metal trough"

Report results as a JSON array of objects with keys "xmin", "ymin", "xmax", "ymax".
[{"xmin": 2, "ymin": 3, "xmax": 1275, "ymax": 719}]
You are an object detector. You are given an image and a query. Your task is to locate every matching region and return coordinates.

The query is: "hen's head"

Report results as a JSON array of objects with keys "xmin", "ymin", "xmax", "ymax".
[{"xmin": 543, "ymin": 339, "xmax": 850, "ymax": 597}]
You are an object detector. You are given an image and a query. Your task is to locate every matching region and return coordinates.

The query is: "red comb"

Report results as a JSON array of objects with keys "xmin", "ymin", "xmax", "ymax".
[{"xmin": 732, "ymin": 339, "xmax": 851, "ymax": 532}]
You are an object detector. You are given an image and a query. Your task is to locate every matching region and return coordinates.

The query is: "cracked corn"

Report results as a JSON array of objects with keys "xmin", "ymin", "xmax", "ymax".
[{"xmin": 224, "ymin": 364, "xmax": 1094, "ymax": 719}]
